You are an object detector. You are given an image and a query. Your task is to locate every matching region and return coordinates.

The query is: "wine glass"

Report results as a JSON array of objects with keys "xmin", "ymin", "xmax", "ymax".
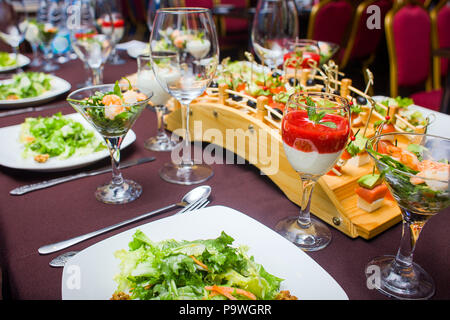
[
  {"xmin": 98, "ymin": 0, "xmax": 125, "ymax": 65},
  {"xmin": 251, "ymin": 0, "xmax": 298, "ymax": 69},
  {"xmin": 69, "ymin": 0, "xmax": 113, "ymax": 85},
  {"xmin": 365, "ymin": 132, "xmax": 450, "ymax": 300},
  {"xmin": 150, "ymin": 7, "xmax": 219, "ymax": 185},
  {"xmin": 38, "ymin": 20, "xmax": 60, "ymax": 72},
  {"xmin": 67, "ymin": 83, "xmax": 152, "ymax": 204},
  {"xmin": 23, "ymin": 19, "xmax": 42, "ymax": 67},
  {"xmin": 275, "ymin": 92, "xmax": 351, "ymax": 251},
  {"xmin": 0, "ymin": 0, "xmax": 28, "ymax": 71},
  {"xmin": 136, "ymin": 53, "xmax": 179, "ymax": 151}
]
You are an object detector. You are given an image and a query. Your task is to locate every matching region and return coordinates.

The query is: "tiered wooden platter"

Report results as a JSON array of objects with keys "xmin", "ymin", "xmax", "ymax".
[{"xmin": 126, "ymin": 61, "xmax": 430, "ymax": 239}]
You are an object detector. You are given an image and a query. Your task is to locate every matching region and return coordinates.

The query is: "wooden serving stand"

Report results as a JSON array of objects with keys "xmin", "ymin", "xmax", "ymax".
[
  {"xmin": 126, "ymin": 62, "xmax": 428, "ymax": 239},
  {"xmin": 161, "ymin": 77, "xmax": 406, "ymax": 239}
]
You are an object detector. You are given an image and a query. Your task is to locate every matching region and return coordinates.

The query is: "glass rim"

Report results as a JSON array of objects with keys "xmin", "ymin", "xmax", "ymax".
[
  {"xmin": 156, "ymin": 7, "xmax": 210, "ymax": 14},
  {"xmin": 287, "ymin": 91, "xmax": 350, "ymax": 111},
  {"xmin": 366, "ymin": 132, "xmax": 450, "ymax": 183},
  {"xmin": 67, "ymin": 83, "xmax": 153, "ymax": 108}
]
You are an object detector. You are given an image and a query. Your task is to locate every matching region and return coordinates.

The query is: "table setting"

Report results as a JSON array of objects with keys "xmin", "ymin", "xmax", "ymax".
[{"xmin": 0, "ymin": 0, "xmax": 449, "ymax": 302}]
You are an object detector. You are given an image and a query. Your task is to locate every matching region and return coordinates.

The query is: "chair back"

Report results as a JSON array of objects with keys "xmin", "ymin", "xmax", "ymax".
[
  {"xmin": 307, "ymin": 0, "xmax": 353, "ymax": 48},
  {"xmin": 431, "ymin": 0, "xmax": 450, "ymax": 89},
  {"xmin": 385, "ymin": 1, "xmax": 432, "ymax": 97},
  {"xmin": 340, "ymin": 0, "xmax": 392, "ymax": 68}
]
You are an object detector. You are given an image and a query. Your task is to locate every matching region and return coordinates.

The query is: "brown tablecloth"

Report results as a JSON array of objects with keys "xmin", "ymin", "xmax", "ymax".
[{"xmin": 0, "ymin": 53, "xmax": 449, "ymax": 300}]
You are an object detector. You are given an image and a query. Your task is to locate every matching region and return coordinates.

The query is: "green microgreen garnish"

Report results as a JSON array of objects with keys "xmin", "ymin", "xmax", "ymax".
[{"xmin": 304, "ymin": 97, "xmax": 337, "ymax": 129}]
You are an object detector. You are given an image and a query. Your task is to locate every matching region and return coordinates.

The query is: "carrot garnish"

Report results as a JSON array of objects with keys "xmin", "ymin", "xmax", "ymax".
[
  {"xmin": 205, "ymin": 285, "xmax": 256, "ymax": 300},
  {"xmin": 190, "ymin": 255, "xmax": 209, "ymax": 271}
]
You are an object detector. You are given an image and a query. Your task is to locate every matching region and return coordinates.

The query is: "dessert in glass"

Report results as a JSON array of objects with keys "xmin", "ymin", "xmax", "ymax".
[
  {"xmin": 67, "ymin": 82, "xmax": 152, "ymax": 204},
  {"xmin": 365, "ymin": 132, "xmax": 450, "ymax": 299},
  {"xmin": 275, "ymin": 92, "xmax": 351, "ymax": 251},
  {"xmin": 136, "ymin": 53, "xmax": 178, "ymax": 151}
]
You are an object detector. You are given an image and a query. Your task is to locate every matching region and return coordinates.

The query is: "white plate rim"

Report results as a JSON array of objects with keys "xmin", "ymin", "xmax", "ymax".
[
  {"xmin": 61, "ymin": 205, "xmax": 349, "ymax": 300},
  {"xmin": 0, "ymin": 112, "xmax": 136, "ymax": 172}
]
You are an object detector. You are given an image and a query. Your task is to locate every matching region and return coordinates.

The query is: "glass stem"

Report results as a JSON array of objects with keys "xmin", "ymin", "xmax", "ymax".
[
  {"xmin": 181, "ymin": 103, "xmax": 193, "ymax": 166},
  {"xmin": 297, "ymin": 177, "xmax": 316, "ymax": 228},
  {"xmin": 104, "ymin": 136, "xmax": 124, "ymax": 186},
  {"xmin": 91, "ymin": 66, "xmax": 104, "ymax": 85},
  {"xmin": 393, "ymin": 210, "xmax": 428, "ymax": 271},
  {"xmin": 155, "ymin": 105, "xmax": 167, "ymax": 138}
]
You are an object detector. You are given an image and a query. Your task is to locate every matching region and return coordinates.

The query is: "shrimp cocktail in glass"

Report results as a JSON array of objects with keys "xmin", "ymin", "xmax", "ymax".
[{"xmin": 67, "ymin": 81, "xmax": 152, "ymax": 204}]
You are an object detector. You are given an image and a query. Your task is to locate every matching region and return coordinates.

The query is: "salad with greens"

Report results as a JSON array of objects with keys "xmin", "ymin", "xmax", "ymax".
[
  {"xmin": 367, "ymin": 139, "xmax": 449, "ymax": 213},
  {"xmin": 0, "ymin": 52, "xmax": 17, "ymax": 67},
  {"xmin": 0, "ymin": 72, "xmax": 52, "ymax": 100},
  {"xmin": 19, "ymin": 112, "xmax": 106, "ymax": 163},
  {"xmin": 111, "ymin": 230, "xmax": 295, "ymax": 300},
  {"xmin": 67, "ymin": 81, "xmax": 148, "ymax": 137}
]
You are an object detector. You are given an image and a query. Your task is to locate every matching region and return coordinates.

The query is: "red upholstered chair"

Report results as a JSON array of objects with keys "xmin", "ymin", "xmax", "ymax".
[
  {"xmin": 339, "ymin": 0, "xmax": 392, "ymax": 69},
  {"xmin": 307, "ymin": 0, "xmax": 354, "ymax": 58},
  {"xmin": 385, "ymin": 1, "xmax": 442, "ymax": 111},
  {"xmin": 431, "ymin": 0, "xmax": 450, "ymax": 90}
]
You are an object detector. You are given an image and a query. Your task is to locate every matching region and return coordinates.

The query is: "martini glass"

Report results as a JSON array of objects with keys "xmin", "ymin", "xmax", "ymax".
[
  {"xmin": 365, "ymin": 132, "xmax": 450, "ymax": 299},
  {"xmin": 67, "ymin": 84, "xmax": 152, "ymax": 204},
  {"xmin": 275, "ymin": 92, "xmax": 351, "ymax": 251}
]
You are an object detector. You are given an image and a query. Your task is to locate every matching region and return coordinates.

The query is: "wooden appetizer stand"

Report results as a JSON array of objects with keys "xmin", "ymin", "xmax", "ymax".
[{"xmin": 162, "ymin": 83, "xmax": 404, "ymax": 240}]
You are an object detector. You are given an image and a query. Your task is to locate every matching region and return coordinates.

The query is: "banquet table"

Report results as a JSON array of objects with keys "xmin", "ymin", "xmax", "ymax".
[{"xmin": 0, "ymin": 53, "xmax": 449, "ymax": 300}]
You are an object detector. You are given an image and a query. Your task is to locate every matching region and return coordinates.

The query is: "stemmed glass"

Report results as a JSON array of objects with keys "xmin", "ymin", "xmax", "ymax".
[
  {"xmin": 365, "ymin": 133, "xmax": 450, "ymax": 299},
  {"xmin": 275, "ymin": 92, "xmax": 351, "ymax": 251},
  {"xmin": 284, "ymin": 39, "xmax": 321, "ymax": 80},
  {"xmin": 136, "ymin": 54, "xmax": 178, "ymax": 151},
  {"xmin": 0, "ymin": 0, "xmax": 28, "ymax": 71},
  {"xmin": 251, "ymin": 0, "xmax": 298, "ymax": 69},
  {"xmin": 69, "ymin": 0, "xmax": 113, "ymax": 85},
  {"xmin": 98, "ymin": 0, "xmax": 125, "ymax": 65},
  {"xmin": 67, "ymin": 84, "xmax": 152, "ymax": 204},
  {"xmin": 38, "ymin": 20, "xmax": 60, "ymax": 72},
  {"xmin": 150, "ymin": 7, "xmax": 219, "ymax": 185},
  {"xmin": 23, "ymin": 19, "xmax": 42, "ymax": 67}
]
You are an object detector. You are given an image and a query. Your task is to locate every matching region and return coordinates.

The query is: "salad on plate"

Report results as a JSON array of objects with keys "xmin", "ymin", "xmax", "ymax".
[
  {"xmin": 19, "ymin": 112, "xmax": 106, "ymax": 163},
  {"xmin": 0, "ymin": 72, "xmax": 53, "ymax": 100},
  {"xmin": 111, "ymin": 230, "xmax": 297, "ymax": 300}
]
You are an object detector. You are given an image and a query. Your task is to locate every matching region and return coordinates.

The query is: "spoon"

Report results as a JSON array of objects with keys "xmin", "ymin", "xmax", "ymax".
[{"xmin": 40, "ymin": 185, "xmax": 211, "ymax": 256}]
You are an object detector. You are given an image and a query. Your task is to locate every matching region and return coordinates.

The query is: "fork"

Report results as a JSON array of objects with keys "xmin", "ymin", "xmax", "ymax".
[{"xmin": 48, "ymin": 198, "xmax": 210, "ymax": 267}]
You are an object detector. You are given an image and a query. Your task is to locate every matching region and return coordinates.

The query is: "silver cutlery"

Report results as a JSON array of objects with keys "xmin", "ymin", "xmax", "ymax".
[
  {"xmin": 0, "ymin": 104, "xmax": 64, "ymax": 118},
  {"xmin": 39, "ymin": 185, "xmax": 211, "ymax": 255},
  {"xmin": 48, "ymin": 193, "xmax": 211, "ymax": 267},
  {"xmin": 10, "ymin": 157, "xmax": 156, "ymax": 195}
]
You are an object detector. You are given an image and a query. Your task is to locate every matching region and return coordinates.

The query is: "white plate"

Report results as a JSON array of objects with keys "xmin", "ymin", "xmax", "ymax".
[
  {"xmin": 0, "ymin": 74, "xmax": 71, "ymax": 109},
  {"xmin": 0, "ymin": 53, "xmax": 30, "ymax": 73},
  {"xmin": 0, "ymin": 112, "xmax": 135, "ymax": 172},
  {"xmin": 61, "ymin": 205, "xmax": 348, "ymax": 300},
  {"xmin": 373, "ymin": 96, "xmax": 450, "ymax": 138}
]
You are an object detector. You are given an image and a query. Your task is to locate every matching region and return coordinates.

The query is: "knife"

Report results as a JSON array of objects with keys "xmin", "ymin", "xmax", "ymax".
[
  {"xmin": 0, "ymin": 104, "xmax": 64, "ymax": 118},
  {"xmin": 9, "ymin": 157, "xmax": 156, "ymax": 196}
]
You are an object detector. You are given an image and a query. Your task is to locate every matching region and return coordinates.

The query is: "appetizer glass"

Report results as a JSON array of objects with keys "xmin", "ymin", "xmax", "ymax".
[
  {"xmin": 150, "ymin": 7, "xmax": 219, "ymax": 185},
  {"xmin": 137, "ymin": 54, "xmax": 178, "ymax": 152},
  {"xmin": 251, "ymin": 0, "xmax": 298, "ymax": 69},
  {"xmin": 365, "ymin": 132, "xmax": 450, "ymax": 300},
  {"xmin": 67, "ymin": 84, "xmax": 152, "ymax": 204},
  {"xmin": 275, "ymin": 92, "xmax": 351, "ymax": 251},
  {"xmin": 285, "ymin": 39, "xmax": 321, "ymax": 82}
]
